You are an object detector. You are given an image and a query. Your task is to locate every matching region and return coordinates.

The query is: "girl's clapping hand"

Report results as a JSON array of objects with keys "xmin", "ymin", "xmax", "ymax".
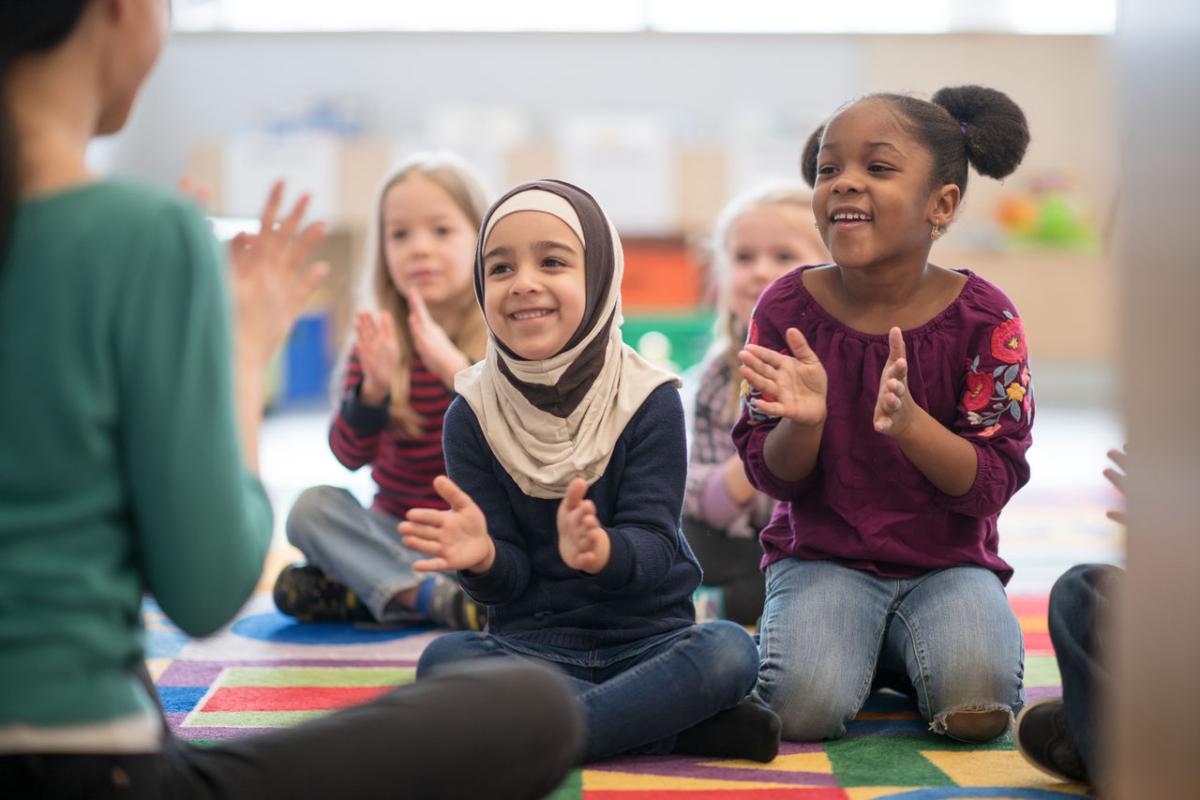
[
  {"xmin": 874, "ymin": 327, "xmax": 915, "ymax": 437},
  {"xmin": 738, "ymin": 327, "xmax": 828, "ymax": 427},
  {"xmin": 406, "ymin": 287, "xmax": 470, "ymax": 387},
  {"xmin": 556, "ymin": 478, "xmax": 611, "ymax": 574},
  {"xmin": 400, "ymin": 476, "xmax": 495, "ymax": 574},
  {"xmin": 354, "ymin": 309, "xmax": 401, "ymax": 406}
]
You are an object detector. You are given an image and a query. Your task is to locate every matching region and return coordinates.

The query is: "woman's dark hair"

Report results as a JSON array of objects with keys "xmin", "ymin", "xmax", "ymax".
[
  {"xmin": 800, "ymin": 85, "xmax": 1031, "ymax": 198},
  {"xmin": 0, "ymin": 1, "xmax": 90, "ymax": 260}
]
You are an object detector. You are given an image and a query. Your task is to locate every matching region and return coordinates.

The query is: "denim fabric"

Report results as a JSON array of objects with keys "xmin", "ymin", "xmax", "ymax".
[
  {"xmin": 755, "ymin": 558, "xmax": 1025, "ymax": 741},
  {"xmin": 1048, "ymin": 563, "xmax": 1119, "ymax": 780},
  {"xmin": 285, "ymin": 485, "xmax": 425, "ymax": 621},
  {"xmin": 417, "ymin": 621, "xmax": 760, "ymax": 762}
]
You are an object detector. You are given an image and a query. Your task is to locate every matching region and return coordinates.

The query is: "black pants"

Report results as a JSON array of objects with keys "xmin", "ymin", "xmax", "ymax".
[
  {"xmin": 682, "ymin": 516, "xmax": 766, "ymax": 625},
  {"xmin": 1048, "ymin": 562, "xmax": 1120, "ymax": 784},
  {"xmin": 1, "ymin": 660, "xmax": 583, "ymax": 800}
]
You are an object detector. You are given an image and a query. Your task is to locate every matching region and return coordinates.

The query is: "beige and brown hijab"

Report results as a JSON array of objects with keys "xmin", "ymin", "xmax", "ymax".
[{"xmin": 454, "ymin": 179, "xmax": 679, "ymax": 499}]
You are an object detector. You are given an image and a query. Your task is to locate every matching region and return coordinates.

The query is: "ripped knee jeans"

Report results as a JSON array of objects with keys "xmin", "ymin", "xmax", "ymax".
[{"xmin": 753, "ymin": 558, "xmax": 1024, "ymax": 742}]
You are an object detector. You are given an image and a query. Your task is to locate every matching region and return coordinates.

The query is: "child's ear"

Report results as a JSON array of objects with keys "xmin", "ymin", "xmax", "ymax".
[{"xmin": 928, "ymin": 183, "xmax": 961, "ymax": 230}]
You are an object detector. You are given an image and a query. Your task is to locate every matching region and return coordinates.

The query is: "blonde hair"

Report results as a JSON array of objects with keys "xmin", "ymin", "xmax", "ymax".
[
  {"xmin": 708, "ymin": 182, "xmax": 822, "ymax": 417},
  {"xmin": 363, "ymin": 152, "xmax": 492, "ymax": 435}
]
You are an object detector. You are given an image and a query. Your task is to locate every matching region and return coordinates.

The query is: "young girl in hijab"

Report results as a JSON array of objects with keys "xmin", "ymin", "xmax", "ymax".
[{"xmin": 400, "ymin": 179, "xmax": 782, "ymax": 763}]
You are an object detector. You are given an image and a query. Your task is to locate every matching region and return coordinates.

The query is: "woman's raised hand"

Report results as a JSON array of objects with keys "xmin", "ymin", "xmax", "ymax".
[{"xmin": 229, "ymin": 181, "xmax": 328, "ymax": 369}]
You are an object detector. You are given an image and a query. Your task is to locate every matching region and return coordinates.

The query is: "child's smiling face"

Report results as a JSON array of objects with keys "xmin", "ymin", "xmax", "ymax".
[
  {"xmin": 482, "ymin": 211, "xmax": 587, "ymax": 360},
  {"xmin": 813, "ymin": 99, "xmax": 953, "ymax": 271}
]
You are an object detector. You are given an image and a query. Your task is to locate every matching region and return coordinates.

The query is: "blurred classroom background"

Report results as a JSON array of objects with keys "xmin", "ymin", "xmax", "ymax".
[{"xmin": 92, "ymin": 0, "xmax": 1125, "ymax": 591}]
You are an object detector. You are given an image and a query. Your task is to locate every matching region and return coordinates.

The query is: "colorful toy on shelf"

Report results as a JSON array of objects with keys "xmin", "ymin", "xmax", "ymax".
[{"xmin": 994, "ymin": 171, "xmax": 1098, "ymax": 251}]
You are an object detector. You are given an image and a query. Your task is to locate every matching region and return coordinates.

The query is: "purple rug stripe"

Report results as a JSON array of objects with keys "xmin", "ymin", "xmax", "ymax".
[
  {"xmin": 594, "ymin": 760, "xmax": 838, "ymax": 786},
  {"xmin": 157, "ymin": 658, "xmax": 418, "ymax": 686},
  {"xmin": 1026, "ymin": 686, "xmax": 1063, "ymax": 701}
]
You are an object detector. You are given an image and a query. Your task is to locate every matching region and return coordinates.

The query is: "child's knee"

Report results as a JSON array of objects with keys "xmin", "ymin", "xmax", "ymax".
[
  {"xmin": 415, "ymin": 631, "xmax": 490, "ymax": 678},
  {"xmin": 284, "ymin": 486, "xmax": 338, "ymax": 549},
  {"xmin": 934, "ymin": 706, "xmax": 1013, "ymax": 743},
  {"xmin": 703, "ymin": 621, "xmax": 760, "ymax": 695},
  {"xmin": 756, "ymin": 667, "xmax": 859, "ymax": 742}
]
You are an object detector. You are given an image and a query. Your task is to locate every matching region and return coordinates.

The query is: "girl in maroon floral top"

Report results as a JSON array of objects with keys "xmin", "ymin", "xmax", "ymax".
[{"xmin": 733, "ymin": 86, "xmax": 1034, "ymax": 744}]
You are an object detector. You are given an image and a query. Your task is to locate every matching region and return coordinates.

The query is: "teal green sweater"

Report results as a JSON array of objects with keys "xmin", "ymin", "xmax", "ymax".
[{"xmin": 0, "ymin": 182, "xmax": 272, "ymax": 726}]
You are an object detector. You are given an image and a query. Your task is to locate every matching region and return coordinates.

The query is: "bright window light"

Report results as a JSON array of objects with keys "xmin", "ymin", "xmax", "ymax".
[
  {"xmin": 646, "ymin": 0, "xmax": 954, "ymax": 34},
  {"xmin": 170, "ymin": 0, "xmax": 1116, "ymax": 34}
]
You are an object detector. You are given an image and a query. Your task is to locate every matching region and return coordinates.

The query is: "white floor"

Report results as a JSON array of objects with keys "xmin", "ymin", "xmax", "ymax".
[{"xmin": 259, "ymin": 402, "xmax": 1125, "ymax": 597}]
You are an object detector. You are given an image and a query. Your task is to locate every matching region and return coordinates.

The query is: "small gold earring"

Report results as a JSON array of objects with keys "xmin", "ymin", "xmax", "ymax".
[{"xmin": 930, "ymin": 226, "xmax": 944, "ymax": 241}]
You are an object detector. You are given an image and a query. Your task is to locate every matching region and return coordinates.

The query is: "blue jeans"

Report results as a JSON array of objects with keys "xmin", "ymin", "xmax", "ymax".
[
  {"xmin": 755, "ymin": 559, "xmax": 1024, "ymax": 741},
  {"xmin": 1048, "ymin": 563, "xmax": 1119, "ymax": 781},
  {"xmin": 286, "ymin": 485, "xmax": 427, "ymax": 621},
  {"xmin": 417, "ymin": 621, "xmax": 760, "ymax": 762}
]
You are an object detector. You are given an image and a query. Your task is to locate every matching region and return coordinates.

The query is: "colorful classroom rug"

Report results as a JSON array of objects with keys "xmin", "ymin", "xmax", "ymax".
[{"xmin": 145, "ymin": 573, "xmax": 1088, "ymax": 800}]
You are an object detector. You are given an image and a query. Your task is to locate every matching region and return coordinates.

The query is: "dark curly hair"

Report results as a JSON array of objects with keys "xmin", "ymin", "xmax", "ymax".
[
  {"xmin": 0, "ymin": 1, "xmax": 90, "ymax": 261},
  {"xmin": 801, "ymin": 85, "xmax": 1030, "ymax": 198}
]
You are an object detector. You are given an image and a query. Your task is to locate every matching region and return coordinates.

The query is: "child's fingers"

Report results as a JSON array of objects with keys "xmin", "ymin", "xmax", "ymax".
[
  {"xmin": 741, "ymin": 344, "xmax": 788, "ymax": 369},
  {"xmin": 737, "ymin": 353, "xmax": 775, "ymax": 382},
  {"xmin": 1107, "ymin": 447, "xmax": 1129, "ymax": 471},
  {"xmin": 563, "ymin": 478, "xmax": 587, "ymax": 510},
  {"xmin": 379, "ymin": 310, "xmax": 397, "ymax": 339},
  {"xmin": 397, "ymin": 518, "xmax": 442, "ymax": 539},
  {"xmin": 413, "ymin": 557, "xmax": 451, "ymax": 573},
  {"xmin": 1106, "ymin": 509, "xmax": 1128, "ymax": 525},
  {"xmin": 405, "ymin": 507, "xmax": 445, "ymax": 526},
  {"xmin": 1103, "ymin": 467, "xmax": 1126, "ymax": 494},
  {"xmin": 890, "ymin": 358, "xmax": 907, "ymax": 383},
  {"xmin": 874, "ymin": 416, "xmax": 892, "ymax": 433},
  {"xmin": 737, "ymin": 365, "xmax": 777, "ymax": 396},
  {"xmin": 432, "ymin": 475, "xmax": 476, "ymax": 513},
  {"xmin": 750, "ymin": 398, "xmax": 785, "ymax": 417},
  {"xmin": 406, "ymin": 286, "xmax": 432, "ymax": 323},
  {"xmin": 887, "ymin": 327, "xmax": 906, "ymax": 364},
  {"xmin": 887, "ymin": 378, "xmax": 906, "ymax": 400},
  {"xmin": 785, "ymin": 328, "xmax": 821, "ymax": 366},
  {"xmin": 400, "ymin": 533, "xmax": 445, "ymax": 555}
]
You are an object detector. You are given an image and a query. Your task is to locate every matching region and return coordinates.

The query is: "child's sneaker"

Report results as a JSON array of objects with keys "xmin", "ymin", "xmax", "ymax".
[
  {"xmin": 422, "ymin": 574, "xmax": 487, "ymax": 631},
  {"xmin": 1015, "ymin": 697, "xmax": 1088, "ymax": 783},
  {"xmin": 272, "ymin": 563, "xmax": 375, "ymax": 623}
]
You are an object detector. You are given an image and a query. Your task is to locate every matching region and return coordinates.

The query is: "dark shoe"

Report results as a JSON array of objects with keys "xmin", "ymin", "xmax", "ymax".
[
  {"xmin": 423, "ymin": 575, "xmax": 487, "ymax": 631},
  {"xmin": 272, "ymin": 563, "xmax": 375, "ymax": 623},
  {"xmin": 1015, "ymin": 697, "xmax": 1089, "ymax": 783}
]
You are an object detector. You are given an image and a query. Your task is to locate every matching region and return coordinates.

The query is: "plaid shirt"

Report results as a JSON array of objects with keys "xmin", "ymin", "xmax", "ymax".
[{"xmin": 684, "ymin": 352, "xmax": 775, "ymax": 539}]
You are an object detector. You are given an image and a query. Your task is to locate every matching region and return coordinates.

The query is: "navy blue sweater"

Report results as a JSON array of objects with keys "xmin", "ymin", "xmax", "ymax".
[{"xmin": 444, "ymin": 383, "xmax": 701, "ymax": 649}]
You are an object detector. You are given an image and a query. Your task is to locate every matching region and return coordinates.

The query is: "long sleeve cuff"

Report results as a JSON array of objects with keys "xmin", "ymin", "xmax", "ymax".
[
  {"xmin": 593, "ymin": 528, "xmax": 635, "ymax": 591},
  {"xmin": 340, "ymin": 386, "xmax": 391, "ymax": 434}
]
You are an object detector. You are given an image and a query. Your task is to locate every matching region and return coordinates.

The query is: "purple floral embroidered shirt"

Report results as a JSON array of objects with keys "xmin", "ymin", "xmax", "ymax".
[{"xmin": 731, "ymin": 266, "xmax": 1034, "ymax": 584}]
